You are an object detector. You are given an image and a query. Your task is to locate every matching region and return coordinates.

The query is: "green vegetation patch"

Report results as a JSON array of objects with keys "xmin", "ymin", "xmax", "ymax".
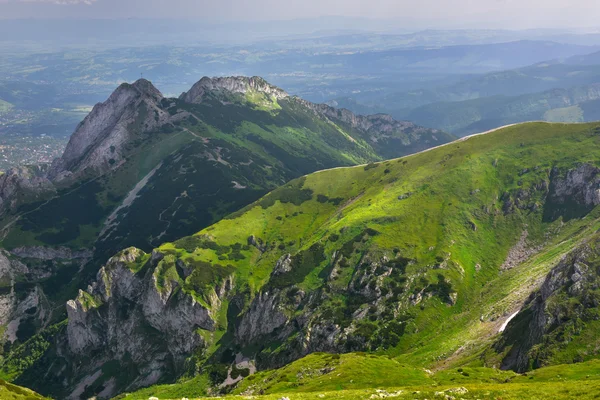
[{"xmin": 267, "ymin": 243, "xmax": 326, "ymax": 289}]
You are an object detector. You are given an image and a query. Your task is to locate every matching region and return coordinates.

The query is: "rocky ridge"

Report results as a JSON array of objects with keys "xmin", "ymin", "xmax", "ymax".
[
  {"xmin": 180, "ymin": 76, "xmax": 289, "ymax": 104},
  {"xmin": 62, "ymin": 247, "xmax": 223, "ymax": 398},
  {"xmin": 0, "ymin": 75, "xmax": 454, "ymax": 398}
]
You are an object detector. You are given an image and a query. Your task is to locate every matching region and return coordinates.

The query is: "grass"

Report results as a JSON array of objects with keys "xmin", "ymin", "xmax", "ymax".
[
  {"xmin": 116, "ymin": 375, "xmax": 211, "ymax": 400},
  {"xmin": 137, "ymin": 121, "xmax": 600, "ymax": 372},
  {"xmin": 123, "ymin": 353, "xmax": 600, "ymax": 399},
  {"xmin": 13, "ymin": 118, "xmax": 600, "ymax": 399},
  {"xmin": 0, "ymin": 379, "xmax": 47, "ymax": 400}
]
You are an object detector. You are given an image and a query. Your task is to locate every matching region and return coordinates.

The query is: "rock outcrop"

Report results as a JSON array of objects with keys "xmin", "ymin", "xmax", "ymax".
[
  {"xmin": 496, "ymin": 233, "xmax": 600, "ymax": 372},
  {"xmin": 0, "ymin": 250, "xmax": 51, "ymax": 344},
  {"xmin": 62, "ymin": 247, "xmax": 219, "ymax": 398},
  {"xmin": 543, "ymin": 163, "xmax": 600, "ymax": 221},
  {"xmin": 49, "ymin": 79, "xmax": 166, "ymax": 181},
  {"xmin": 0, "ymin": 165, "xmax": 54, "ymax": 215}
]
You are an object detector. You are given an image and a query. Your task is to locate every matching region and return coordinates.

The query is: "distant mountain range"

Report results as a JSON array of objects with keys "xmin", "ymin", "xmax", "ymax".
[{"xmin": 335, "ymin": 49, "xmax": 600, "ymax": 135}]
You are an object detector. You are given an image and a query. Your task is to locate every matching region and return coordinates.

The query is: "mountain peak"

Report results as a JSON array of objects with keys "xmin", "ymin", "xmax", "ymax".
[
  {"xmin": 48, "ymin": 79, "xmax": 165, "ymax": 180},
  {"xmin": 180, "ymin": 75, "xmax": 288, "ymax": 104},
  {"xmin": 121, "ymin": 78, "xmax": 163, "ymax": 100}
]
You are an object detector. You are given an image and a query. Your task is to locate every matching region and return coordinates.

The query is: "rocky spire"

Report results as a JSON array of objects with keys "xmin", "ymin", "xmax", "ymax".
[{"xmin": 48, "ymin": 79, "xmax": 165, "ymax": 181}]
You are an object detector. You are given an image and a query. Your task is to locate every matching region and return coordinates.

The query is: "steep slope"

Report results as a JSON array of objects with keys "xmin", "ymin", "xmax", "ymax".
[
  {"xmin": 0, "ymin": 379, "xmax": 47, "ymax": 400},
  {"xmin": 16, "ymin": 122, "xmax": 600, "ymax": 399},
  {"xmin": 0, "ymin": 76, "xmax": 450, "ymax": 371},
  {"xmin": 493, "ymin": 231, "xmax": 600, "ymax": 371},
  {"xmin": 0, "ymin": 76, "xmax": 450, "ymax": 255}
]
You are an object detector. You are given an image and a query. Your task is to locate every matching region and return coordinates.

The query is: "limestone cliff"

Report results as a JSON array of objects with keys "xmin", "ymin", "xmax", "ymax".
[
  {"xmin": 49, "ymin": 79, "xmax": 166, "ymax": 181},
  {"xmin": 58, "ymin": 247, "xmax": 223, "ymax": 399}
]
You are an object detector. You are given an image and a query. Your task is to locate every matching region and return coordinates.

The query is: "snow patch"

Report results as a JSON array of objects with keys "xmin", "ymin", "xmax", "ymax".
[{"xmin": 499, "ymin": 311, "xmax": 520, "ymax": 333}]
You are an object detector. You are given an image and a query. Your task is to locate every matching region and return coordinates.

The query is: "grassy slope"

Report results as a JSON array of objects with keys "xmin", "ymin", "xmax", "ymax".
[
  {"xmin": 0, "ymin": 379, "xmax": 47, "ymax": 400},
  {"xmin": 19, "ymin": 121, "xmax": 600, "ymax": 399},
  {"xmin": 120, "ymin": 353, "xmax": 600, "ymax": 399},
  {"xmin": 150, "ymin": 122, "xmax": 600, "ymax": 367}
]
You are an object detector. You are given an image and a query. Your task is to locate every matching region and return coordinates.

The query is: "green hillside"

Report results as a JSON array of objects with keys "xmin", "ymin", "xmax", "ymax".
[
  {"xmin": 148, "ymin": 121, "xmax": 600, "ymax": 368},
  {"xmin": 0, "ymin": 379, "xmax": 47, "ymax": 400},
  {"xmin": 0, "ymin": 78, "xmax": 450, "ymax": 351},
  {"xmin": 119, "ymin": 353, "xmax": 600, "ymax": 400},
  {"xmin": 22, "ymin": 121, "xmax": 600, "ymax": 399}
]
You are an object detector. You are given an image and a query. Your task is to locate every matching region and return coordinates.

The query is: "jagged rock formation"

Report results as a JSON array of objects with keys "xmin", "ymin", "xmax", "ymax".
[
  {"xmin": 49, "ymin": 79, "xmax": 166, "ymax": 181},
  {"xmin": 0, "ymin": 250, "xmax": 50, "ymax": 345},
  {"xmin": 297, "ymin": 99, "xmax": 445, "ymax": 158},
  {"xmin": 57, "ymin": 247, "xmax": 224, "ymax": 398},
  {"xmin": 0, "ymin": 165, "xmax": 54, "ymax": 215},
  {"xmin": 543, "ymin": 163, "xmax": 600, "ymax": 221}
]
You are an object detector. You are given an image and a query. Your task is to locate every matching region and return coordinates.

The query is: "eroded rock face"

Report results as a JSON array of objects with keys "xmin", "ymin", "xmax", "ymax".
[
  {"xmin": 0, "ymin": 80, "xmax": 166, "ymax": 214},
  {"xmin": 235, "ymin": 290, "xmax": 289, "ymax": 345},
  {"xmin": 63, "ymin": 248, "xmax": 218, "ymax": 399},
  {"xmin": 0, "ymin": 250, "xmax": 50, "ymax": 344},
  {"xmin": 49, "ymin": 79, "xmax": 166, "ymax": 181},
  {"xmin": 544, "ymin": 163, "xmax": 600, "ymax": 221},
  {"xmin": 552, "ymin": 164, "xmax": 600, "ymax": 203},
  {"xmin": 0, "ymin": 165, "xmax": 54, "ymax": 215},
  {"xmin": 231, "ymin": 253, "xmax": 419, "ymax": 370},
  {"xmin": 295, "ymin": 98, "xmax": 445, "ymax": 153},
  {"xmin": 496, "ymin": 234, "xmax": 600, "ymax": 372}
]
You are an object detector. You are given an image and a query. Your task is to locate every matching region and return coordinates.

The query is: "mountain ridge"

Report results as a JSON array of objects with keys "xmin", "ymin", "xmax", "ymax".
[
  {"xmin": 13, "ymin": 121, "xmax": 600, "ymax": 399},
  {"xmin": 0, "ymin": 75, "xmax": 451, "ymax": 388}
]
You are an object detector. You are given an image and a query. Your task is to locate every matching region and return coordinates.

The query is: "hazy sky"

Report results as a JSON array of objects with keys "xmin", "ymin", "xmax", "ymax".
[{"xmin": 1, "ymin": 0, "xmax": 599, "ymax": 29}]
